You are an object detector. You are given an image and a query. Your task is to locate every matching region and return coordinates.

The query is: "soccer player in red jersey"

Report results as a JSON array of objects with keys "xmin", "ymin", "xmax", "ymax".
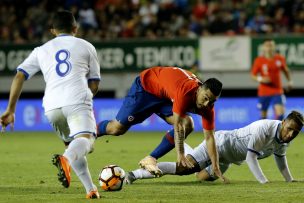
[
  {"xmin": 97, "ymin": 66, "xmax": 227, "ymax": 182},
  {"xmin": 251, "ymin": 39, "xmax": 293, "ymax": 120}
]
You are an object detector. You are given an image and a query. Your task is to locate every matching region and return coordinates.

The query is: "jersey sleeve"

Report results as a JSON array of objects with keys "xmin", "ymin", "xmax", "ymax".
[
  {"xmin": 87, "ymin": 44, "xmax": 101, "ymax": 81},
  {"xmin": 172, "ymin": 93, "xmax": 191, "ymax": 117},
  {"xmin": 251, "ymin": 58, "xmax": 260, "ymax": 76},
  {"xmin": 16, "ymin": 48, "xmax": 40, "ymax": 80},
  {"xmin": 247, "ymin": 127, "xmax": 268, "ymax": 155},
  {"xmin": 201, "ymin": 107, "xmax": 215, "ymax": 130},
  {"xmin": 273, "ymin": 144, "xmax": 288, "ymax": 157}
]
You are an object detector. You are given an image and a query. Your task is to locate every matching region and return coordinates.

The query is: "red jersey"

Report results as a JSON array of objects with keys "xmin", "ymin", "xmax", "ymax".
[
  {"xmin": 140, "ymin": 66, "xmax": 215, "ymax": 130},
  {"xmin": 251, "ymin": 54, "xmax": 287, "ymax": 96}
]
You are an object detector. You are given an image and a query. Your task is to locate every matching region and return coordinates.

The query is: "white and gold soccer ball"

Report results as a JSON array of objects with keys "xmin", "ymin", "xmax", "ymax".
[{"xmin": 98, "ymin": 165, "xmax": 125, "ymax": 191}]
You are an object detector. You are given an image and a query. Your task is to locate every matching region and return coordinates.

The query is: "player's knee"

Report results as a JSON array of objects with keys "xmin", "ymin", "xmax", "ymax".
[
  {"xmin": 110, "ymin": 128, "xmax": 126, "ymax": 136},
  {"xmin": 106, "ymin": 121, "xmax": 128, "ymax": 136}
]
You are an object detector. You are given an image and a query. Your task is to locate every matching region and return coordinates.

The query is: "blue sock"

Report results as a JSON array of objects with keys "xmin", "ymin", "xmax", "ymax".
[
  {"xmin": 150, "ymin": 129, "xmax": 175, "ymax": 159},
  {"xmin": 277, "ymin": 114, "xmax": 284, "ymax": 121},
  {"xmin": 97, "ymin": 120, "xmax": 110, "ymax": 137}
]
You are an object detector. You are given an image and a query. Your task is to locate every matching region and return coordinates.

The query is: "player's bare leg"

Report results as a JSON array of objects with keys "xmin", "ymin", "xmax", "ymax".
[
  {"xmin": 274, "ymin": 104, "xmax": 285, "ymax": 120},
  {"xmin": 97, "ymin": 119, "xmax": 129, "ymax": 137},
  {"xmin": 196, "ymin": 169, "xmax": 212, "ymax": 181},
  {"xmin": 260, "ymin": 110, "xmax": 267, "ymax": 119}
]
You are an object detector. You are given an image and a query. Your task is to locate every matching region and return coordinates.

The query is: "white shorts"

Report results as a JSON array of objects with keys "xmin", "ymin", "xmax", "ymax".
[
  {"xmin": 45, "ymin": 104, "xmax": 97, "ymax": 142},
  {"xmin": 184, "ymin": 142, "xmax": 210, "ymax": 169},
  {"xmin": 185, "ymin": 141, "xmax": 231, "ymax": 175}
]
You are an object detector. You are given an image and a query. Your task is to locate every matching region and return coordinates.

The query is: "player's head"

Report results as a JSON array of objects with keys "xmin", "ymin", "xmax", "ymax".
[
  {"xmin": 51, "ymin": 10, "xmax": 77, "ymax": 36},
  {"xmin": 262, "ymin": 39, "xmax": 276, "ymax": 57},
  {"xmin": 196, "ymin": 78, "xmax": 222, "ymax": 109},
  {"xmin": 280, "ymin": 111, "xmax": 304, "ymax": 143}
]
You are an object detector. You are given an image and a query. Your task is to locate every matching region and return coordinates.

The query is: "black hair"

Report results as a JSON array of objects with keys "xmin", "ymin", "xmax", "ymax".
[
  {"xmin": 202, "ymin": 78, "xmax": 222, "ymax": 97},
  {"xmin": 285, "ymin": 111, "xmax": 304, "ymax": 127},
  {"xmin": 52, "ymin": 10, "xmax": 76, "ymax": 32}
]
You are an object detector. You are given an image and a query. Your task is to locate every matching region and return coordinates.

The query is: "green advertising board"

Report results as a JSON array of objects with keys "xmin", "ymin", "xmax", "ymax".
[
  {"xmin": 252, "ymin": 36, "xmax": 304, "ymax": 70},
  {"xmin": 96, "ymin": 38, "xmax": 198, "ymax": 71},
  {"xmin": 0, "ymin": 38, "xmax": 198, "ymax": 75},
  {"xmin": 0, "ymin": 44, "xmax": 34, "ymax": 75}
]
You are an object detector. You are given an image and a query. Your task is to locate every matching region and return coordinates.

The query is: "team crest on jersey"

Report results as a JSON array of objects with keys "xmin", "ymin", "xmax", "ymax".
[
  {"xmin": 128, "ymin": 116, "xmax": 135, "ymax": 122},
  {"xmin": 275, "ymin": 60, "xmax": 282, "ymax": 67}
]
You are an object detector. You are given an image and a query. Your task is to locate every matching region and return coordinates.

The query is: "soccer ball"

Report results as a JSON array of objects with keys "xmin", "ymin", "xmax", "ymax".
[{"xmin": 98, "ymin": 165, "xmax": 125, "ymax": 191}]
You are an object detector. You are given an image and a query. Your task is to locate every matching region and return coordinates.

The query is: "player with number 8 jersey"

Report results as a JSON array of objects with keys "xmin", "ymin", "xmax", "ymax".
[
  {"xmin": 0, "ymin": 10, "xmax": 101, "ymax": 199},
  {"xmin": 16, "ymin": 33, "xmax": 100, "ymax": 112}
]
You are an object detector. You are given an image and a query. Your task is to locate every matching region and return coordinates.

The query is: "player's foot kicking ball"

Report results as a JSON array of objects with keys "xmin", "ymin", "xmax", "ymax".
[
  {"xmin": 139, "ymin": 156, "xmax": 163, "ymax": 177},
  {"xmin": 52, "ymin": 154, "xmax": 71, "ymax": 188}
]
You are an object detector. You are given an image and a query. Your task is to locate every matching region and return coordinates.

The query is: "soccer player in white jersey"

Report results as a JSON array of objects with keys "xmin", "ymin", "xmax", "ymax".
[
  {"xmin": 0, "ymin": 11, "xmax": 101, "ymax": 199},
  {"xmin": 125, "ymin": 111, "xmax": 303, "ymax": 184}
]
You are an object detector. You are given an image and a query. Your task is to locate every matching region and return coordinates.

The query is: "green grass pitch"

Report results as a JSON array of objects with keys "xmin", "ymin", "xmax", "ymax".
[{"xmin": 0, "ymin": 131, "xmax": 304, "ymax": 203}]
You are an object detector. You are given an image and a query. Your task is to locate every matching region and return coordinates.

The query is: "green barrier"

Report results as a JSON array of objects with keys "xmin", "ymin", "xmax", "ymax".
[
  {"xmin": 0, "ymin": 38, "xmax": 198, "ymax": 75},
  {"xmin": 252, "ymin": 36, "xmax": 304, "ymax": 70},
  {"xmin": 0, "ymin": 44, "xmax": 34, "ymax": 75}
]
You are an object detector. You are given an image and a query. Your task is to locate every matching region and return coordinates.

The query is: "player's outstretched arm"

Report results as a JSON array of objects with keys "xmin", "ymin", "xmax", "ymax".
[
  {"xmin": 204, "ymin": 130, "xmax": 229, "ymax": 183},
  {"xmin": 0, "ymin": 71, "xmax": 25, "ymax": 132},
  {"xmin": 282, "ymin": 66, "xmax": 293, "ymax": 92},
  {"xmin": 246, "ymin": 150, "xmax": 269, "ymax": 184},
  {"xmin": 274, "ymin": 155, "xmax": 294, "ymax": 182},
  {"xmin": 173, "ymin": 113, "xmax": 194, "ymax": 168}
]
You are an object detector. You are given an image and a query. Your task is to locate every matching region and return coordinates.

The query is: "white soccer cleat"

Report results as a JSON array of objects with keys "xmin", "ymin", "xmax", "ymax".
[{"xmin": 138, "ymin": 156, "xmax": 163, "ymax": 177}]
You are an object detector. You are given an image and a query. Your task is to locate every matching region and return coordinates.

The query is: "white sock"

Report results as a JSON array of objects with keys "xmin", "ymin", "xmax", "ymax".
[
  {"xmin": 63, "ymin": 137, "xmax": 92, "ymax": 162},
  {"xmin": 70, "ymin": 156, "xmax": 95, "ymax": 193},
  {"xmin": 63, "ymin": 136, "xmax": 95, "ymax": 194},
  {"xmin": 132, "ymin": 162, "xmax": 176, "ymax": 179},
  {"xmin": 158, "ymin": 162, "xmax": 176, "ymax": 174},
  {"xmin": 132, "ymin": 168, "xmax": 155, "ymax": 179}
]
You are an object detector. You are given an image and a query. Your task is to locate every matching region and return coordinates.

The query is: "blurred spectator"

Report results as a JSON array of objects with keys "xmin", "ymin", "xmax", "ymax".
[{"xmin": 0, "ymin": 0, "xmax": 304, "ymax": 44}]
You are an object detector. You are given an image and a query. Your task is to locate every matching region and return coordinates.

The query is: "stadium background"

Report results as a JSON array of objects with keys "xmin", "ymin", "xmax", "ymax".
[{"xmin": 0, "ymin": 0, "xmax": 303, "ymax": 131}]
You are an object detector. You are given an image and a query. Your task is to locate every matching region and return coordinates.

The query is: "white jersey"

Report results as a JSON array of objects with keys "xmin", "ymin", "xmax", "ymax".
[
  {"xmin": 189, "ymin": 119, "xmax": 288, "ymax": 166},
  {"xmin": 17, "ymin": 35, "xmax": 101, "ymax": 112},
  {"xmin": 215, "ymin": 119, "xmax": 287, "ymax": 164}
]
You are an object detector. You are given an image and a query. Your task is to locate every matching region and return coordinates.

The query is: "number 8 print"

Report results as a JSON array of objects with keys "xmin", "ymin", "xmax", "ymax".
[{"xmin": 55, "ymin": 49, "xmax": 72, "ymax": 77}]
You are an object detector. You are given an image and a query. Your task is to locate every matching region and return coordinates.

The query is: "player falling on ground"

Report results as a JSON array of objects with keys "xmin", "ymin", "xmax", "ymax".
[
  {"xmin": 125, "ymin": 111, "xmax": 303, "ymax": 184},
  {"xmin": 0, "ymin": 11, "xmax": 101, "ymax": 199},
  {"xmin": 251, "ymin": 39, "xmax": 293, "ymax": 120},
  {"xmin": 97, "ymin": 66, "xmax": 228, "ymax": 182}
]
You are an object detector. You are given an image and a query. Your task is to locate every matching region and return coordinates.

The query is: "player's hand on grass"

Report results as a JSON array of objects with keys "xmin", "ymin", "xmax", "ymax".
[
  {"xmin": 0, "ymin": 111, "xmax": 15, "ymax": 132},
  {"xmin": 213, "ymin": 165, "xmax": 230, "ymax": 184},
  {"xmin": 177, "ymin": 154, "xmax": 194, "ymax": 168}
]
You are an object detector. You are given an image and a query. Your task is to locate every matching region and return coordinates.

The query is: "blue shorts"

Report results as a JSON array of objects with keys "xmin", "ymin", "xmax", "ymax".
[
  {"xmin": 257, "ymin": 94, "xmax": 286, "ymax": 111},
  {"xmin": 116, "ymin": 77, "xmax": 173, "ymax": 126}
]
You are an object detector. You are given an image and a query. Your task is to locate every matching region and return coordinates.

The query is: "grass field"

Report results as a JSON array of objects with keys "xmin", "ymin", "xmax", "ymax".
[{"xmin": 0, "ymin": 131, "xmax": 304, "ymax": 203}]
